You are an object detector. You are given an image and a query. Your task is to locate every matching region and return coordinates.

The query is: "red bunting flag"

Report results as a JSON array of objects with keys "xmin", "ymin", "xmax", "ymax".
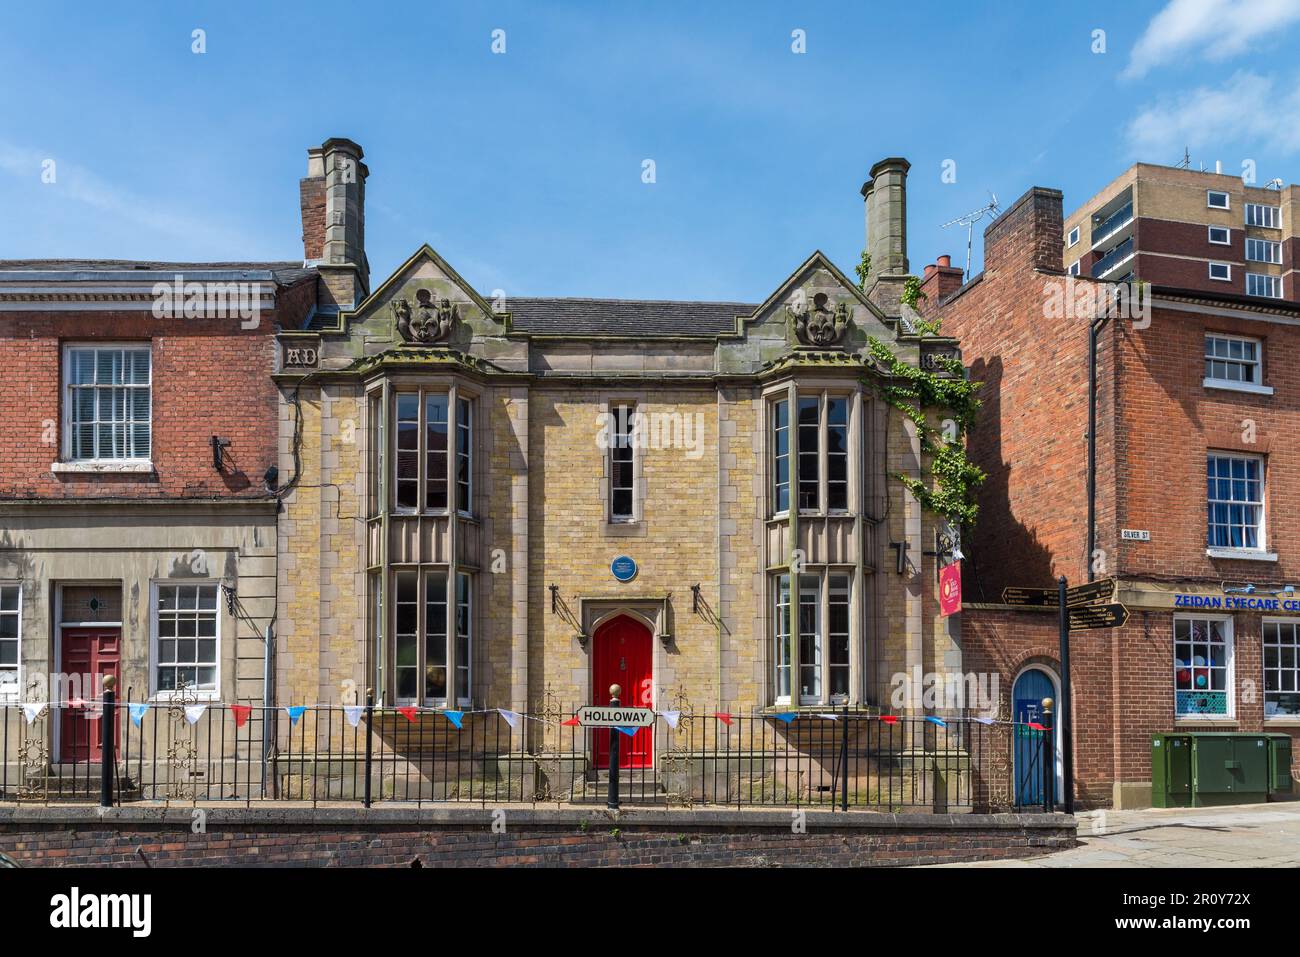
[
  {"xmin": 880, "ymin": 715, "xmax": 899, "ymax": 724},
  {"xmin": 1027, "ymin": 722, "xmax": 1047, "ymax": 731},
  {"xmin": 398, "ymin": 706, "xmax": 419, "ymax": 723},
  {"xmin": 561, "ymin": 716, "xmax": 580, "ymax": 726},
  {"xmin": 230, "ymin": 704, "xmax": 252, "ymax": 728},
  {"xmin": 714, "ymin": 712, "xmax": 733, "ymax": 726}
]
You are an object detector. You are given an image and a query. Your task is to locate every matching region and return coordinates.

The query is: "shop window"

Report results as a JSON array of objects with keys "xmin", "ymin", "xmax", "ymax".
[
  {"xmin": 1174, "ymin": 616, "xmax": 1232, "ymax": 718},
  {"xmin": 1263, "ymin": 620, "xmax": 1300, "ymax": 718}
]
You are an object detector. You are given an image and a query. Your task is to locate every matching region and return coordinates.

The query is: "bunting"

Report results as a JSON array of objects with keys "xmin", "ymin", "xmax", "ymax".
[
  {"xmin": 230, "ymin": 704, "xmax": 252, "ymax": 729},
  {"xmin": 343, "ymin": 705, "xmax": 364, "ymax": 729},
  {"xmin": 286, "ymin": 705, "xmax": 307, "ymax": 726},
  {"xmin": 881, "ymin": 715, "xmax": 899, "ymax": 724},
  {"xmin": 773, "ymin": 712, "xmax": 797, "ymax": 724},
  {"xmin": 925, "ymin": 716, "xmax": 947, "ymax": 728},
  {"xmin": 443, "ymin": 710, "xmax": 464, "ymax": 729},
  {"xmin": 22, "ymin": 703, "xmax": 44, "ymax": 725},
  {"xmin": 714, "ymin": 713, "xmax": 733, "ymax": 726},
  {"xmin": 659, "ymin": 710, "xmax": 680, "ymax": 729},
  {"xmin": 128, "ymin": 703, "xmax": 150, "ymax": 727},
  {"xmin": 183, "ymin": 704, "xmax": 207, "ymax": 726},
  {"xmin": 499, "ymin": 709, "xmax": 521, "ymax": 729},
  {"xmin": 397, "ymin": 706, "xmax": 419, "ymax": 723},
  {"xmin": 561, "ymin": 716, "xmax": 580, "ymax": 726},
  {"xmin": 616, "ymin": 727, "xmax": 637, "ymax": 737}
]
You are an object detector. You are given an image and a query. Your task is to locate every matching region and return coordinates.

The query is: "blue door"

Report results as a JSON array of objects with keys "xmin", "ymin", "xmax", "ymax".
[{"xmin": 1013, "ymin": 669, "xmax": 1055, "ymax": 806}]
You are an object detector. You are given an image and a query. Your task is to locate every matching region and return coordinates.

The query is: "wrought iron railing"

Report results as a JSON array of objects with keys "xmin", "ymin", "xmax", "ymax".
[{"xmin": 0, "ymin": 689, "xmax": 1056, "ymax": 813}]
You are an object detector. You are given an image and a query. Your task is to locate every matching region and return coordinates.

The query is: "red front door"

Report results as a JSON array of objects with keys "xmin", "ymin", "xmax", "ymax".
[
  {"xmin": 59, "ymin": 627, "xmax": 121, "ymax": 762},
  {"xmin": 592, "ymin": 616, "xmax": 653, "ymax": 769}
]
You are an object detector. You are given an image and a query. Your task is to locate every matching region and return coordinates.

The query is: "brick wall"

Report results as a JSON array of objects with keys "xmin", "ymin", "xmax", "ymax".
[
  {"xmin": 0, "ymin": 807, "xmax": 1075, "ymax": 867},
  {"xmin": 0, "ymin": 305, "xmax": 296, "ymax": 500}
]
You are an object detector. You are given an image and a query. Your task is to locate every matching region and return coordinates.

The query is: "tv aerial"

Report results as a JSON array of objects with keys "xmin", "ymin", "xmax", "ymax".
[{"xmin": 940, "ymin": 193, "xmax": 1001, "ymax": 282}]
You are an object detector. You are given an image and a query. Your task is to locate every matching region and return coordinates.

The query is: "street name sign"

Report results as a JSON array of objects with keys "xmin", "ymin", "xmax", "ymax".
[{"xmin": 576, "ymin": 705, "xmax": 655, "ymax": 728}]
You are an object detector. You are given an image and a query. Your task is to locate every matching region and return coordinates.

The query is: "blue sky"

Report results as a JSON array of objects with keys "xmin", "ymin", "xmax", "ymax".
[{"xmin": 2, "ymin": 0, "xmax": 1298, "ymax": 300}]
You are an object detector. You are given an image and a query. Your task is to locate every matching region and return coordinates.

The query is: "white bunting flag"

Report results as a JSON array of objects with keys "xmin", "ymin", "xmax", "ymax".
[
  {"xmin": 499, "ymin": 709, "xmax": 521, "ymax": 729},
  {"xmin": 343, "ymin": 705, "xmax": 364, "ymax": 729},
  {"xmin": 816, "ymin": 713, "xmax": 840, "ymax": 721},
  {"xmin": 660, "ymin": 710, "xmax": 680, "ymax": 729},
  {"xmin": 21, "ymin": 703, "xmax": 44, "ymax": 725},
  {"xmin": 183, "ymin": 704, "xmax": 207, "ymax": 726}
]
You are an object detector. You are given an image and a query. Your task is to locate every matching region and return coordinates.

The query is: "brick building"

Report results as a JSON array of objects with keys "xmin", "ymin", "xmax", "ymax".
[
  {"xmin": 1063, "ymin": 161, "xmax": 1298, "ymax": 301},
  {"xmin": 275, "ymin": 144, "xmax": 965, "ymax": 788},
  {"xmin": 938, "ymin": 176, "xmax": 1300, "ymax": 808},
  {"xmin": 0, "ymin": 257, "xmax": 314, "ymax": 765}
]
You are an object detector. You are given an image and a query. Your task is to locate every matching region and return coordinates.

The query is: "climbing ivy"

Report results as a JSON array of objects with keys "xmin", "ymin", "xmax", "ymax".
[
  {"xmin": 854, "ymin": 250, "xmax": 871, "ymax": 291},
  {"xmin": 866, "ymin": 286, "xmax": 985, "ymax": 528}
]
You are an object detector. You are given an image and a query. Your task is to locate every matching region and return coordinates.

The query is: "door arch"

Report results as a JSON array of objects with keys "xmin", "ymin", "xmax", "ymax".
[
  {"xmin": 1011, "ymin": 665, "xmax": 1064, "ymax": 806},
  {"xmin": 591, "ymin": 615, "xmax": 653, "ymax": 769}
]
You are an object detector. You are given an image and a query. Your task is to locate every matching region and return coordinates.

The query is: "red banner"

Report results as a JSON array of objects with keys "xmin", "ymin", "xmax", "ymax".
[{"xmin": 939, "ymin": 561, "xmax": 962, "ymax": 616}]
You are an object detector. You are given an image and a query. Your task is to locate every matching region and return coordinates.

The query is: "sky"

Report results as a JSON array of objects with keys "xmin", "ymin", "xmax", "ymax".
[{"xmin": 1, "ymin": 0, "xmax": 1299, "ymax": 301}]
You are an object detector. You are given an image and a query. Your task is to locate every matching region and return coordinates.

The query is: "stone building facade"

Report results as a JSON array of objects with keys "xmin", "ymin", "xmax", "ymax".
[{"xmin": 277, "ymin": 144, "xmax": 963, "ymax": 753}]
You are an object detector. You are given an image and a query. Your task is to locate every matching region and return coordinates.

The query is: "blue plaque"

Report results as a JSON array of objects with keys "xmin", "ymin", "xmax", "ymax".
[{"xmin": 611, "ymin": 556, "xmax": 638, "ymax": 583}]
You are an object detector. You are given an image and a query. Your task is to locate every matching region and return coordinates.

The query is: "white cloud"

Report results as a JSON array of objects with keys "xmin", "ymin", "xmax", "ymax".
[
  {"xmin": 1125, "ymin": 70, "xmax": 1300, "ymax": 158},
  {"xmin": 1123, "ymin": 0, "xmax": 1300, "ymax": 79},
  {"xmin": 0, "ymin": 142, "xmax": 255, "ymax": 252}
]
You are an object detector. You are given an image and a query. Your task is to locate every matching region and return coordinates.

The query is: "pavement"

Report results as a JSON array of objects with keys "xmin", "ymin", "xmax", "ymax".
[{"xmin": 932, "ymin": 801, "xmax": 1300, "ymax": 867}]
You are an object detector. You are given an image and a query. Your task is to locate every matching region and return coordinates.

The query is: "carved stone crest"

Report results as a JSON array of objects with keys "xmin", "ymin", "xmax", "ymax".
[
  {"xmin": 392, "ymin": 289, "xmax": 460, "ymax": 344},
  {"xmin": 787, "ymin": 292, "xmax": 851, "ymax": 347}
]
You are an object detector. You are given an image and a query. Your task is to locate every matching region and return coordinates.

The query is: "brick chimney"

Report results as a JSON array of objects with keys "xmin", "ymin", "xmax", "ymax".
[
  {"xmin": 300, "ymin": 138, "xmax": 369, "ymax": 310},
  {"xmin": 917, "ymin": 253, "xmax": 965, "ymax": 321},
  {"xmin": 860, "ymin": 157, "xmax": 910, "ymax": 314},
  {"xmin": 982, "ymin": 187, "xmax": 1064, "ymax": 278}
]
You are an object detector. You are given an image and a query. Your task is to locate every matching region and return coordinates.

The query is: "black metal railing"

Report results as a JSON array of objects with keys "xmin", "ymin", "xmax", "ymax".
[{"xmin": 0, "ymin": 693, "xmax": 1055, "ymax": 813}]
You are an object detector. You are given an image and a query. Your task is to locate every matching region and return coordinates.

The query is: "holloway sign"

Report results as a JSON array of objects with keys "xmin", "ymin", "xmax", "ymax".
[{"xmin": 576, "ymin": 705, "xmax": 655, "ymax": 728}]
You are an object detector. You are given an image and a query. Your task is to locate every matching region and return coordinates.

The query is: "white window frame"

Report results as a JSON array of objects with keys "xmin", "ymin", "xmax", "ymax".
[
  {"xmin": 1245, "ymin": 238, "xmax": 1282, "ymax": 264},
  {"xmin": 1208, "ymin": 261, "xmax": 1232, "ymax": 282},
  {"xmin": 1203, "ymin": 332, "xmax": 1271, "ymax": 394},
  {"xmin": 1068, "ymin": 259, "xmax": 1081, "ymax": 277},
  {"xmin": 61, "ymin": 343, "xmax": 153, "ymax": 465},
  {"xmin": 389, "ymin": 388, "xmax": 474, "ymax": 518},
  {"xmin": 150, "ymin": 581, "xmax": 221, "ymax": 701},
  {"xmin": 1245, "ymin": 203, "xmax": 1282, "ymax": 229},
  {"xmin": 1206, "ymin": 451, "xmax": 1272, "ymax": 559},
  {"xmin": 771, "ymin": 568, "xmax": 855, "ymax": 707},
  {"xmin": 607, "ymin": 402, "xmax": 637, "ymax": 523},
  {"xmin": 1246, "ymin": 272, "xmax": 1284, "ymax": 299},
  {"xmin": 1067, "ymin": 226, "xmax": 1080, "ymax": 248},
  {"xmin": 770, "ymin": 390, "xmax": 856, "ymax": 518},
  {"xmin": 1262, "ymin": 618, "xmax": 1300, "ymax": 720},
  {"xmin": 0, "ymin": 583, "xmax": 20, "ymax": 701},
  {"xmin": 1173, "ymin": 614, "xmax": 1234, "ymax": 720},
  {"xmin": 1207, "ymin": 225, "xmax": 1231, "ymax": 246},
  {"xmin": 1207, "ymin": 190, "xmax": 1230, "ymax": 210}
]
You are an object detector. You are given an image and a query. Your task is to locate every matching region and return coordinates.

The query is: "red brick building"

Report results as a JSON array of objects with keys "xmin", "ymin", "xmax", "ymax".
[
  {"xmin": 935, "ymin": 183, "xmax": 1300, "ymax": 808},
  {"xmin": 0, "ymin": 259, "xmax": 314, "ymax": 753}
]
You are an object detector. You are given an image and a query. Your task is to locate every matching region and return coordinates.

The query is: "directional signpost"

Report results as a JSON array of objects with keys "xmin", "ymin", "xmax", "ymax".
[{"xmin": 1002, "ymin": 576, "xmax": 1126, "ymax": 815}]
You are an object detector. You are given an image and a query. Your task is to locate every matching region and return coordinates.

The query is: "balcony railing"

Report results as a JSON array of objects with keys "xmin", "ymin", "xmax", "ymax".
[
  {"xmin": 1091, "ymin": 236, "xmax": 1135, "ymax": 278},
  {"xmin": 1090, "ymin": 201, "xmax": 1134, "ymax": 250}
]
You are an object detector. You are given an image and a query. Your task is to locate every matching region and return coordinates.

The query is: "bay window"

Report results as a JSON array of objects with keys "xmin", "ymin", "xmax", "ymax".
[
  {"xmin": 772, "ymin": 570, "xmax": 854, "ymax": 705},
  {"xmin": 389, "ymin": 389, "xmax": 474, "ymax": 516},
  {"xmin": 393, "ymin": 568, "xmax": 472, "ymax": 706},
  {"xmin": 770, "ymin": 391, "xmax": 855, "ymax": 515}
]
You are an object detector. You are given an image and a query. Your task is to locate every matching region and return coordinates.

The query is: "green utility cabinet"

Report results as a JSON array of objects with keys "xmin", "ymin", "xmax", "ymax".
[
  {"xmin": 1152, "ymin": 733, "xmax": 1282, "ymax": 807},
  {"xmin": 1267, "ymin": 734, "xmax": 1293, "ymax": 796},
  {"xmin": 1151, "ymin": 733, "xmax": 1192, "ymax": 808}
]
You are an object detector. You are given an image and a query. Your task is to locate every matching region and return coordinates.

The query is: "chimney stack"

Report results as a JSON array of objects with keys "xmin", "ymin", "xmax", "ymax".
[
  {"xmin": 860, "ymin": 157, "xmax": 911, "ymax": 314},
  {"xmin": 301, "ymin": 138, "xmax": 369, "ymax": 311}
]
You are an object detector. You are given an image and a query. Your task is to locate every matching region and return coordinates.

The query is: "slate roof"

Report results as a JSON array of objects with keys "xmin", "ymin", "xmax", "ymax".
[
  {"xmin": 0, "ymin": 260, "xmax": 316, "ymax": 286},
  {"xmin": 506, "ymin": 297, "xmax": 757, "ymax": 336}
]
